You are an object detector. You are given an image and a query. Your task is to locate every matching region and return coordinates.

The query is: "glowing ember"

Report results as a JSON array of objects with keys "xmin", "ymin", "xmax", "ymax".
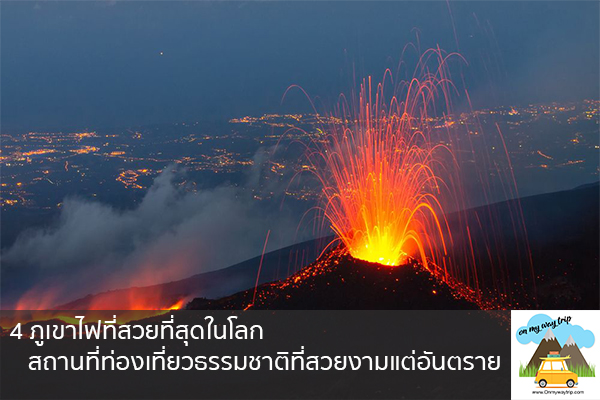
[{"xmin": 166, "ymin": 299, "xmax": 185, "ymax": 310}]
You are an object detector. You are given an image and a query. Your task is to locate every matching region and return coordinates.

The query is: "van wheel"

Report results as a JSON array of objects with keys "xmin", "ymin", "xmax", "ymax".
[
  {"xmin": 567, "ymin": 380, "xmax": 574, "ymax": 388},
  {"xmin": 539, "ymin": 380, "xmax": 547, "ymax": 388}
]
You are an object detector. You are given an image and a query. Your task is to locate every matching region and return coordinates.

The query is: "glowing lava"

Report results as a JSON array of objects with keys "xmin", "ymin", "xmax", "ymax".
[
  {"xmin": 305, "ymin": 50, "xmax": 456, "ymax": 272},
  {"xmin": 1, "ymin": 299, "xmax": 185, "ymax": 331}
]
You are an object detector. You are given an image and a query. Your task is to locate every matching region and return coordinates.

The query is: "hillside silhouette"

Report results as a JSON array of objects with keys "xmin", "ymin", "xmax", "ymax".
[{"xmin": 54, "ymin": 182, "xmax": 598, "ymax": 310}]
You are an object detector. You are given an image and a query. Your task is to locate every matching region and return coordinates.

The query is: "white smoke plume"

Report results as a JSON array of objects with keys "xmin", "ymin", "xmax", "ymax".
[{"xmin": 2, "ymin": 163, "xmax": 313, "ymax": 308}]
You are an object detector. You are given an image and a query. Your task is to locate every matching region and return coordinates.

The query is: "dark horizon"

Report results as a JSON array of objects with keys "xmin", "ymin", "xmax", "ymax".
[{"xmin": 2, "ymin": 1, "xmax": 599, "ymax": 131}]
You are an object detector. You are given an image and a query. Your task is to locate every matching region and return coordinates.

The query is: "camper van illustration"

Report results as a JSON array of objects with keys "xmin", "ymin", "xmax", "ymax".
[{"xmin": 534, "ymin": 352, "xmax": 578, "ymax": 388}]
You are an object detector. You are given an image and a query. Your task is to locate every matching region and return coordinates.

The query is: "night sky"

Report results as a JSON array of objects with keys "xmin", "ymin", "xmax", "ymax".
[{"xmin": 2, "ymin": 1, "xmax": 598, "ymax": 130}]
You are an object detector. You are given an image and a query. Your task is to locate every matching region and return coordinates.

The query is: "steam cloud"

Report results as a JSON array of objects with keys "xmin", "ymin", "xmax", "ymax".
[{"xmin": 2, "ymin": 162, "xmax": 313, "ymax": 308}]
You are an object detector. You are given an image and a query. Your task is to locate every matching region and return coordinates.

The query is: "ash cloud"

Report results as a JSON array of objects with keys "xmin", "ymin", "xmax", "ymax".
[{"xmin": 2, "ymin": 162, "xmax": 313, "ymax": 308}]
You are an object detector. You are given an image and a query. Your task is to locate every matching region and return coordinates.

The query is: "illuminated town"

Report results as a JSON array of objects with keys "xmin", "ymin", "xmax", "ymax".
[{"xmin": 2, "ymin": 100, "xmax": 597, "ymax": 215}]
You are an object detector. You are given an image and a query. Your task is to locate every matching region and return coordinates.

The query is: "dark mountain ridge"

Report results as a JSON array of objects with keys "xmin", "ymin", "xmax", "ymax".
[
  {"xmin": 187, "ymin": 249, "xmax": 481, "ymax": 310},
  {"xmin": 53, "ymin": 182, "xmax": 598, "ymax": 310},
  {"xmin": 55, "ymin": 237, "xmax": 329, "ymax": 309}
]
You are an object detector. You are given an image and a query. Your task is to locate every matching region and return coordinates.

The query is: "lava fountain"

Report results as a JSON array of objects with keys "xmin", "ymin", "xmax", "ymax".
[
  {"xmin": 286, "ymin": 46, "xmax": 534, "ymax": 307},
  {"xmin": 299, "ymin": 49, "xmax": 461, "ymax": 274}
]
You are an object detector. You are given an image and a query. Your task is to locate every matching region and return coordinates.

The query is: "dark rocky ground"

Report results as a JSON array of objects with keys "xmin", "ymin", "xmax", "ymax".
[{"xmin": 187, "ymin": 250, "xmax": 480, "ymax": 310}]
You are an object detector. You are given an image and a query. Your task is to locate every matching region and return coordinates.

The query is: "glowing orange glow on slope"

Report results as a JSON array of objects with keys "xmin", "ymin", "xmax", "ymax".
[
  {"xmin": 12, "ymin": 282, "xmax": 186, "ymax": 312},
  {"xmin": 2, "ymin": 299, "xmax": 185, "ymax": 330},
  {"xmin": 8, "ymin": 249, "xmax": 200, "ymax": 314},
  {"xmin": 166, "ymin": 299, "xmax": 185, "ymax": 310}
]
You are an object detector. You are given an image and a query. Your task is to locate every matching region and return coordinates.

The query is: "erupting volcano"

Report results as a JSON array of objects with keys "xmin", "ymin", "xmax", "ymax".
[
  {"xmin": 276, "ymin": 47, "xmax": 538, "ymax": 308},
  {"xmin": 307, "ymin": 56, "xmax": 453, "ymax": 271},
  {"xmin": 294, "ymin": 49, "xmax": 486, "ymax": 284}
]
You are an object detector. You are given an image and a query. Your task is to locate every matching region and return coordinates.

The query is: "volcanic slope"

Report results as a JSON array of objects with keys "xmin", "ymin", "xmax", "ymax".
[
  {"xmin": 54, "ymin": 237, "xmax": 327, "ymax": 310},
  {"xmin": 187, "ymin": 249, "xmax": 480, "ymax": 310},
  {"xmin": 54, "ymin": 181, "xmax": 598, "ymax": 310}
]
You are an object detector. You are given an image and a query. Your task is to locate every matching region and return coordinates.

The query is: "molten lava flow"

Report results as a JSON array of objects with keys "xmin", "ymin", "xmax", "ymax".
[
  {"xmin": 305, "ymin": 50, "xmax": 455, "ymax": 272},
  {"xmin": 166, "ymin": 299, "xmax": 185, "ymax": 310}
]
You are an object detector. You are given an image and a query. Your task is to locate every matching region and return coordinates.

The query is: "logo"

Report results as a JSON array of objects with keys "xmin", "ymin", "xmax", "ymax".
[{"xmin": 511, "ymin": 310, "xmax": 599, "ymax": 399}]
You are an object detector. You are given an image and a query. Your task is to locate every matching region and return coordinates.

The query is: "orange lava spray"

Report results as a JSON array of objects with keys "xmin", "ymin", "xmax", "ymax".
[
  {"xmin": 303, "ymin": 49, "xmax": 460, "ymax": 275},
  {"xmin": 286, "ymin": 45, "xmax": 536, "ymax": 309}
]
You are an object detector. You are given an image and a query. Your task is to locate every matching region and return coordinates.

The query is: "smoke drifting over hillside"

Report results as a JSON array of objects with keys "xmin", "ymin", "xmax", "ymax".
[{"xmin": 2, "ymin": 165, "xmax": 311, "ymax": 308}]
